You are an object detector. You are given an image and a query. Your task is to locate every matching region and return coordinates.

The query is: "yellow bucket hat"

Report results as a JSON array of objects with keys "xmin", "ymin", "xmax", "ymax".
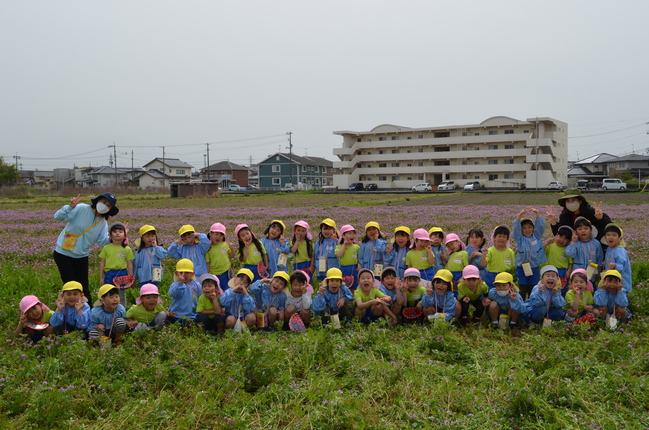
[{"xmin": 62, "ymin": 281, "xmax": 83, "ymax": 292}]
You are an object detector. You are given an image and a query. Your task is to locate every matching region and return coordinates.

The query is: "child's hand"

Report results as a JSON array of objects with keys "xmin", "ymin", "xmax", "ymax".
[
  {"xmin": 584, "ymin": 305, "xmax": 593, "ymax": 312},
  {"xmin": 385, "ymin": 243, "xmax": 393, "ymax": 254},
  {"xmin": 482, "ymin": 297, "xmax": 491, "ymax": 307},
  {"xmin": 56, "ymin": 295, "xmax": 65, "ymax": 311},
  {"xmin": 470, "ymin": 251, "xmax": 481, "ymax": 259},
  {"xmin": 530, "ymin": 208, "xmax": 540, "ymax": 217},
  {"xmin": 95, "ymin": 324, "xmax": 105, "ymax": 332},
  {"xmin": 74, "ymin": 300, "xmax": 84, "ymax": 312},
  {"xmin": 279, "ymin": 235, "xmax": 285, "ymax": 245},
  {"xmin": 594, "ymin": 201, "xmax": 604, "ymax": 220},
  {"xmin": 508, "ymin": 288, "xmax": 517, "ymax": 300},
  {"xmin": 166, "ymin": 311, "xmax": 177, "ymax": 318},
  {"xmin": 462, "ymin": 296, "xmax": 470, "ymax": 303},
  {"xmin": 609, "ymin": 262, "xmax": 616, "ymax": 270},
  {"xmin": 318, "ymin": 284, "xmax": 326, "ymax": 296},
  {"xmin": 336, "ymin": 298, "xmax": 345, "ymax": 308},
  {"xmin": 545, "ymin": 206, "xmax": 556, "ymax": 223},
  {"xmin": 426, "ymin": 285, "xmax": 433, "ymax": 296},
  {"xmin": 69, "ymin": 194, "xmax": 82, "ymax": 209},
  {"xmin": 538, "ymin": 282, "xmax": 545, "ymax": 292},
  {"xmin": 19, "ymin": 314, "xmax": 27, "ymax": 325},
  {"xmin": 261, "ymin": 277, "xmax": 271, "ymax": 284},
  {"xmin": 126, "ymin": 320, "xmax": 138, "ymax": 330},
  {"xmin": 571, "ymin": 231, "xmax": 578, "ymax": 244},
  {"xmin": 152, "ymin": 237, "xmax": 157, "ymax": 247},
  {"xmin": 426, "ymin": 243, "xmax": 432, "ymax": 252},
  {"xmin": 551, "ymin": 285, "xmax": 559, "ymax": 295}
]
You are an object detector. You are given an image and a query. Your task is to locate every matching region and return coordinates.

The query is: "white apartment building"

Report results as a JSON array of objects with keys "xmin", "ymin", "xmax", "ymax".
[{"xmin": 333, "ymin": 116, "xmax": 568, "ymax": 190}]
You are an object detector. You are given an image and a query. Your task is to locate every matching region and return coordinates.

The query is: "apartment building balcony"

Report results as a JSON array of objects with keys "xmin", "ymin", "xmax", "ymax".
[{"xmin": 525, "ymin": 153, "xmax": 556, "ymax": 165}]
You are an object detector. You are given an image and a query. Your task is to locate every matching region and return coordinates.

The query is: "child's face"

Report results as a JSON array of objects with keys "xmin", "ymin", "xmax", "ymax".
[
  {"xmin": 24, "ymin": 304, "xmax": 44, "ymax": 321},
  {"xmin": 493, "ymin": 234, "xmax": 509, "ymax": 247},
  {"xmin": 446, "ymin": 240, "xmax": 460, "ymax": 253},
  {"xmin": 176, "ymin": 271, "xmax": 194, "ymax": 284},
  {"xmin": 575, "ymin": 225, "xmax": 592, "ymax": 241},
  {"xmin": 291, "ymin": 281, "xmax": 306, "ymax": 296},
  {"xmin": 464, "ymin": 277, "xmax": 479, "ymax": 290},
  {"xmin": 343, "ymin": 231, "xmax": 356, "ymax": 242},
  {"xmin": 321, "ymin": 225, "xmax": 334, "ymax": 238},
  {"xmin": 468, "ymin": 234, "xmax": 483, "ymax": 248},
  {"xmin": 327, "ymin": 279, "xmax": 341, "ymax": 292},
  {"xmin": 142, "ymin": 231, "xmax": 157, "ymax": 246},
  {"xmin": 140, "ymin": 294, "xmax": 159, "ymax": 312},
  {"xmin": 210, "ymin": 232, "xmax": 225, "ymax": 243},
  {"xmin": 270, "ymin": 278, "xmax": 286, "ymax": 293},
  {"xmin": 494, "ymin": 282, "xmax": 510, "ymax": 292},
  {"xmin": 294, "ymin": 226, "xmax": 307, "ymax": 240},
  {"xmin": 415, "ymin": 239, "xmax": 429, "ymax": 250},
  {"xmin": 63, "ymin": 290, "xmax": 83, "ymax": 306},
  {"xmin": 359, "ymin": 271, "xmax": 374, "ymax": 290},
  {"xmin": 382, "ymin": 274, "xmax": 396, "ymax": 289},
  {"xmin": 395, "ymin": 232, "xmax": 409, "ymax": 247},
  {"xmin": 366, "ymin": 227, "xmax": 379, "ymax": 241},
  {"xmin": 554, "ymin": 234, "xmax": 569, "ymax": 247},
  {"xmin": 603, "ymin": 276, "xmax": 622, "ymax": 293},
  {"xmin": 233, "ymin": 275, "xmax": 250, "ymax": 292},
  {"xmin": 202, "ymin": 282, "xmax": 216, "ymax": 296},
  {"xmin": 405, "ymin": 276, "xmax": 420, "ymax": 290},
  {"xmin": 430, "ymin": 233, "xmax": 443, "ymax": 246},
  {"xmin": 181, "ymin": 231, "xmax": 195, "ymax": 245},
  {"xmin": 522, "ymin": 223, "xmax": 534, "ymax": 237},
  {"xmin": 238, "ymin": 229, "xmax": 253, "ymax": 245},
  {"xmin": 605, "ymin": 231, "xmax": 621, "ymax": 247},
  {"xmin": 102, "ymin": 292, "xmax": 120, "ymax": 310},
  {"xmin": 541, "ymin": 271, "xmax": 558, "ymax": 289},
  {"xmin": 433, "ymin": 279, "xmax": 449, "ymax": 294},
  {"xmin": 268, "ymin": 225, "xmax": 282, "ymax": 240},
  {"xmin": 570, "ymin": 276, "xmax": 587, "ymax": 293},
  {"xmin": 110, "ymin": 228, "xmax": 125, "ymax": 242}
]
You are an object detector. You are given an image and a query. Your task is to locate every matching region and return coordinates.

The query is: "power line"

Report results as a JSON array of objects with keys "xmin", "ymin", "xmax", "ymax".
[{"xmin": 569, "ymin": 122, "xmax": 647, "ymax": 138}]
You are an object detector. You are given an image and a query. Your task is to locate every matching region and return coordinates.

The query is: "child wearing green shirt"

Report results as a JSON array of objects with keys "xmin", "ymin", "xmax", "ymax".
[
  {"xmin": 195, "ymin": 274, "xmax": 225, "ymax": 333},
  {"xmin": 126, "ymin": 284, "xmax": 171, "ymax": 331}
]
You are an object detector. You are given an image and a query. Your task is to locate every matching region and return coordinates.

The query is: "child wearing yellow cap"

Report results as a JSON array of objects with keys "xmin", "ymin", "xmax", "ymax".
[
  {"xmin": 314, "ymin": 218, "xmax": 340, "ymax": 281},
  {"xmin": 167, "ymin": 259, "xmax": 202, "ymax": 324},
  {"xmin": 168, "ymin": 224, "xmax": 211, "ymax": 277},
  {"xmin": 250, "ymin": 271, "xmax": 290, "ymax": 329},
  {"xmin": 594, "ymin": 270, "xmax": 630, "ymax": 321},
  {"xmin": 134, "ymin": 224, "xmax": 168, "ymax": 287},
  {"xmin": 88, "ymin": 284, "xmax": 126, "ymax": 340},
  {"xmin": 487, "ymin": 272, "xmax": 525, "ymax": 329},
  {"xmin": 421, "ymin": 269, "xmax": 457, "ymax": 323},
  {"xmin": 359, "ymin": 222, "xmax": 387, "ymax": 277},
  {"xmin": 219, "ymin": 268, "xmax": 257, "ymax": 330},
  {"xmin": 312, "ymin": 268, "xmax": 355, "ymax": 323},
  {"xmin": 51, "ymin": 281, "xmax": 90, "ymax": 335}
]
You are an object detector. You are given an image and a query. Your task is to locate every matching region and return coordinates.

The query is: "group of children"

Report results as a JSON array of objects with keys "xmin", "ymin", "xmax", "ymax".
[{"xmin": 16, "ymin": 210, "xmax": 634, "ymax": 341}]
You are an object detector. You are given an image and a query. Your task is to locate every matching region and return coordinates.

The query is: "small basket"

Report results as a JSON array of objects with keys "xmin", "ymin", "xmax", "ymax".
[
  {"xmin": 342, "ymin": 276, "xmax": 355, "ymax": 290},
  {"xmin": 402, "ymin": 307, "xmax": 423, "ymax": 320},
  {"xmin": 113, "ymin": 275, "xmax": 135, "ymax": 290},
  {"xmin": 288, "ymin": 313, "xmax": 306, "ymax": 332},
  {"xmin": 257, "ymin": 262, "xmax": 269, "ymax": 279}
]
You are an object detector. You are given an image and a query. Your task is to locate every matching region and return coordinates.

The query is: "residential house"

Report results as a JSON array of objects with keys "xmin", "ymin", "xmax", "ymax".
[
  {"xmin": 143, "ymin": 158, "xmax": 193, "ymax": 182},
  {"xmin": 199, "ymin": 161, "xmax": 249, "ymax": 187},
  {"xmin": 258, "ymin": 153, "xmax": 334, "ymax": 189},
  {"xmin": 88, "ymin": 166, "xmax": 129, "ymax": 187},
  {"xmin": 567, "ymin": 153, "xmax": 618, "ymax": 184},
  {"xmin": 136, "ymin": 169, "xmax": 173, "ymax": 189}
]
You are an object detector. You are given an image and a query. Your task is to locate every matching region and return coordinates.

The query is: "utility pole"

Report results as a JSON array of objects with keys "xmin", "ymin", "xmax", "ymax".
[
  {"xmin": 535, "ymin": 117, "xmax": 539, "ymax": 191},
  {"xmin": 287, "ymin": 131, "xmax": 293, "ymax": 186},
  {"xmin": 131, "ymin": 150, "xmax": 134, "ymax": 186},
  {"xmin": 13, "ymin": 153, "xmax": 20, "ymax": 168},
  {"xmin": 108, "ymin": 143, "xmax": 118, "ymax": 186},
  {"xmin": 206, "ymin": 143, "xmax": 210, "ymax": 181}
]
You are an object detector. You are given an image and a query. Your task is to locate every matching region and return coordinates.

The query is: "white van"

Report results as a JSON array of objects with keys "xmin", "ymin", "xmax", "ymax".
[
  {"xmin": 601, "ymin": 178, "xmax": 626, "ymax": 190},
  {"xmin": 438, "ymin": 181, "xmax": 456, "ymax": 191}
]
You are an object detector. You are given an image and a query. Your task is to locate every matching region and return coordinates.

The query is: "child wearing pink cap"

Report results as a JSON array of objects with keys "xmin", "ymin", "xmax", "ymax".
[
  {"xmin": 442, "ymin": 233, "xmax": 469, "ymax": 292},
  {"xmin": 235, "ymin": 224, "xmax": 268, "ymax": 282},
  {"xmin": 126, "ymin": 283, "xmax": 171, "ymax": 330},
  {"xmin": 260, "ymin": 220, "xmax": 291, "ymax": 277},
  {"xmin": 15, "ymin": 295, "xmax": 54, "ymax": 342},
  {"xmin": 456, "ymin": 265, "xmax": 490, "ymax": 326},
  {"xmin": 205, "ymin": 222, "xmax": 234, "ymax": 290},
  {"xmin": 562, "ymin": 269, "xmax": 598, "ymax": 322},
  {"xmin": 291, "ymin": 220, "xmax": 314, "ymax": 273},
  {"xmin": 335, "ymin": 224, "xmax": 361, "ymax": 288},
  {"xmin": 405, "ymin": 229, "xmax": 436, "ymax": 282}
]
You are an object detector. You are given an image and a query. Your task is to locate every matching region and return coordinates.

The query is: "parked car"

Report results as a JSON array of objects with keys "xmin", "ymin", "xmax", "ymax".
[
  {"xmin": 577, "ymin": 180, "xmax": 590, "ymax": 191},
  {"xmin": 548, "ymin": 181, "xmax": 563, "ymax": 190},
  {"xmin": 348, "ymin": 182, "xmax": 364, "ymax": 191},
  {"xmin": 228, "ymin": 184, "xmax": 242, "ymax": 191},
  {"xmin": 411, "ymin": 183, "xmax": 432, "ymax": 192},
  {"xmin": 438, "ymin": 181, "xmax": 456, "ymax": 191},
  {"xmin": 281, "ymin": 184, "xmax": 296, "ymax": 192},
  {"xmin": 601, "ymin": 178, "xmax": 626, "ymax": 190},
  {"xmin": 463, "ymin": 181, "xmax": 481, "ymax": 191},
  {"xmin": 364, "ymin": 183, "xmax": 378, "ymax": 191}
]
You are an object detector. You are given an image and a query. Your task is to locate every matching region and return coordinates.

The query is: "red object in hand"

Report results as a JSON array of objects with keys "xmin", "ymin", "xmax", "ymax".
[{"xmin": 113, "ymin": 275, "xmax": 135, "ymax": 290}]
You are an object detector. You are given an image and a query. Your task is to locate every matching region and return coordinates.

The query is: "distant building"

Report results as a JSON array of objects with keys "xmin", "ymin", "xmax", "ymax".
[
  {"xmin": 135, "ymin": 169, "xmax": 174, "ymax": 189},
  {"xmin": 87, "ymin": 166, "xmax": 129, "ymax": 188},
  {"xmin": 143, "ymin": 158, "xmax": 193, "ymax": 182},
  {"xmin": 18, "ymin": 170, "xmax": 56, "ymax": 189},
  {"xmin": 200, "ymin": 161, "xmax": 250, "ymax": 187},
  {"xmin": 333, "ymin": 116, "xmax": 568, "ymax": 189},
  {"xmin": 607, "ymin": 154, "xmax": 649, "ymax": 178},
  {"xmin": 257, "ymin": 153, "xmax": 334, "ymax": 189}
]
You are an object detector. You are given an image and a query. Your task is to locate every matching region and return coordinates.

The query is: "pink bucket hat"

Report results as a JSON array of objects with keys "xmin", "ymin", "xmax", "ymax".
[
  {"xmin": 570, "ymin": 268, "xmax": 594, "ymax": 292},
  {"xmin": 295, "ymin": 270, "xmax": 315, "ymax": 294},
  {"xmin": 462, "ymin": 265, "xmax": 480, "ymax": 279},
  {"xmin": 404, "ymin": 268, "xmax": 421, "ymax": 279},
  {"xmin": 444, "ymin": 233, "xmax": 465, "ymax": 250},
  {"xmin": 19, "ymin": 295, "xmax": 50, "ymax": 315},
  {"xmin": 234, "ymin": 223, "xmax": 254, "ymax": 238},
  {"xmin": 338, "ymin": 224, "xmax": 356, "ymax": 243},
  {"xmin": 294, "ymin": 220, "xmax": 313, "ymax": 240},
  {"xmin": 137, "ymin": 283, "xmax": 163, "ymax": 304},
  {"xmin": 410, "ymin": 228, "xmax": 430, "ymax": 248},
  {"xmin": 210, "ymin": 222, "xmax": 226, "ymax": 234}
]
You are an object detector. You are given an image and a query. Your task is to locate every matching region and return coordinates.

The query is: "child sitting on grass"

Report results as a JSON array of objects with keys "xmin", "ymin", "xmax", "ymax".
[
  {"xmin": 88, "ymin": 284, "xmax": 126, "ymax": 341},
  {"xmin": 219, "ymin": 268, "xmax": 257, "ymax": 330},
  {"xmin": 285, "ymin": 270, "xmax": 313, "ymax": 329},
  {"xmin": 195, "ymin": 274, "xmax": 225, "ymax": 333},
  {"xmin": 126, "ymin": 283, "xmax": 172, "ymax": 331},
  {"xmin": 15, "ymin": 295, "xmax": 54, "ymax": 342},
  {"xmin": 312, "ymin": 268, "xmax": 354, "ymax": 323},
  {"xmin": 563, "ymin": 269, "xmax": 598, "ymax": 322},
  {"xmin": 250, "ymin": 271, "xmax": 290, "ymax": 329},
  {"xmin": 353, "ymin": 268, "xmax": 396, "ymax": 325},
  {"xmin": 167, "ymin": 259, "xmax": 201, "ymax": 324},
  {"xmin": 525, "ymin": 266, "xmax": 566, "ymax": 325},
  {"xmin": 487, "ymin": 272, "xmax": 525, "ymax": 329},
  {"xmin": 422, "ymin": 269, "xmax": 457, "ymax": 323},
  {"xmin": 456, "ymin": 265, "xmax": 489, "ymax": 326},
  {"xmin": 50, "ymin": 281, "xmax": 90, "ymax": 335},
  {"xmin": 594, "ymin": 269, "xmax": 630, "ymax": 322},
  {"xmin": 378, "ymin": 267, "xmax": 404, "ymax": 321},
  {"xmin": 400, "ymin": 268, "xmax": 427, "ymax": 323}
]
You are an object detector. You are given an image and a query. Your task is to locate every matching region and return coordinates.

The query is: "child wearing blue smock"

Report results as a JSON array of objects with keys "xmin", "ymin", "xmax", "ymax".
[
  {"xmin": 565, "ymin": 217, "xmax": 603, "ymax": 283},
  {"xmin": 358, "ymin": 222, "xmax": 387, "ymax": 277},
  {"xmin": 594, "ymin": 270, "xmax": 630, "ymax": 321},
  {"xmin": 384, "ymin": 226, "xmax": 411, "ymax": 279},
  {"xmin": 465, "ymin": 228, "xmax": 488, "ymax": 281},
  {"xmin": 168, "ymin": 224, "xmax": 211, "ymax": 277},
  {"xmin": 134, "ymin": 224, "xmax": 167, "ymax": 287},
  {"xmin": 250, "ymin": 271, "xmax": 289, "ymax": 327},
  {"xmin": 314, "ymin": 218, "xmax": 340, "ymax": 281},
  {"xmin": 525, "ymin": 266, "xmax": 566, "ymax": 324},
  {"xmin": 167, "ymin": 259, "xmax": 201, "ymax": 323},
  {"xmin": 421, "ymin": 269, "xmax": 457, "ymax": 322},
  {"xmin": 512, "ymin": 207, "xmax": 547, "ymax": 300},
  {"xmin": 312, "ymin": 268, "xmax": 355, "ymax": 321},
  {"xmin": 88, "ymin": 285, "xmax": 127, "ymax": 340},
  {"xmin": 219, "ymin": 268, "xmax": 258, "ymax": 330},
  {"xmin": 487, "ymin": 272, "xmax": 526, "ymax": 328},
  {"xmin": 428, "ymin": 227, "xmax": 446, "ymax": 272},
  {"xmin": 602, "ymin": 223, "xmax": 632, "ymax": 292},
  {"xmin": 260, "ymin": 220, "xmax": 291, "ymax": 276}
]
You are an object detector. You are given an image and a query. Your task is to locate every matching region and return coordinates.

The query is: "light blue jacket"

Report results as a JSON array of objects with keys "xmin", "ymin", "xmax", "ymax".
[
  {"xmin": 50, "ymin": 303, "xmax": 90, "ymax": 330},
  {"xmin": 249, "ymin": 280, "xmax": 287, "ymax": 310},
  {"xmin": 168, "ymin": 234, "xmax": 211, "ymax": 277},
  {"xmin": 359, "ymin": 239, "xmax": 387, "ymax": 270},
  {"xmin": 604, "ymin": 247, "xmax": 632, "ymax": 292},
  {"xmin": 54, "ymin": 203, "xmax": 109, "ymax": 258},
  {"xmin": 88, "ymin": 304, "xmax": 126, "ymax": 332},
  {"xmin": 260, "ymin": 237, "xmax": 291, "ymax": 276},
  {"xmin": 566, "ymin": 239, "xmax": 603, "ymax": 272},
  {"xmin": 421, "ymin": 291, "xmax": 456, "ymax": 321},
  {"xmin": 134, "ymin": 246, "xmax": 168, "ymax": 283},
  {"xmin": 594, "ymin": 288, "xmax": 628, "ymax": 314},
  {"xmin": 314, "ymin": 237, "xmax": 340, "ymax": 276},
  {"xmin": 488, "ymin": 289, "xmax": 526, "ymax": 314},
  {"xmin": 525, "ymin": 284, "xmax": 566, "ymax": 313},
  {"xmin": 168, "ymin": 280, "xmax": 201, "ymax": 319},
  {"xmin": 431, "ymin": 245, "xmax": 445, "ymax": 271},
  {"xmin": 384, "ymin": 245, "xmax": 409, "ymax": 279},
  {"xmin": 465, "ymin": 244, "xmax": 488, "ymax": 280},
  {"xmin": 512, "ymin": 218, "xmax": 547, "ymax": 267},
  {"xmin": 218, "ymin": 288, "xmax": 256, "ymax": 318},
  {"xmin": 312, "ymin": 285, "xmax": 353, "ymax": 312}
]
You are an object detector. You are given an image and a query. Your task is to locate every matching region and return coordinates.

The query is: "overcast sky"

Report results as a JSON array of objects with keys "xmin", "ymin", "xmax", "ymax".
[{"xmin": 1, "ymin": 1, "xmax": 648, "ymax": 171}]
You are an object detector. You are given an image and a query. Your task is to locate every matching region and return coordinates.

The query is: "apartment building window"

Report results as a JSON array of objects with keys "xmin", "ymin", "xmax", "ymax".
[
  {"xmin": 322, "ymin": 167, "xmax": 326, "ymax": 173},
  {"xmin": 407, "ymin": 176, "xmax": 412, "ymax": 180},
  {"xmin": 474, "ymin": 161, "xmax": 480, "ymax": 165},
  {"xmin": 392, "ymin": 176, "xmax": 400, "ymax": 181},
  {"xmin": 489, "ymin": 174, "xmax": 498, "ymax": 180},
  {"xmin": 418, "ymin": 162, "xmax": 423, "ymax": 166},
  {"xmin": 434, "ymin": 132, "xmax": 450, "ymax": 138},
  {"xmin": 462, "ymin": 160, "xmax": 467, "ymax": 165},
  {"xmin": 418, "ymin": 135, "xmax": 423, "ymax": 139},
  {"xmin": 302, "ymin": 165, "xmax": 307, "ymax": 172},
  {"xmin": 504, "ymin": 159, "xmax": 514, "ymax": 165},
  {"xmin": 488, "ymin": 160, "xmax": 498, "ymax": 165},
  {"xmin": 391, "ymin": 149, "xmax": 400, "ymax": 154},
  {"xmin": 407, "ymin": 137, "xmax": 412, "ymax": 140},
  {"xmin": 418, "ymin": 175, "xmax": 423, "ymax": 180},
  {"xmin": 461, "ymin": 145, "xmax": 467, "ymax": 150},
  {"xmin": 407, "ymin": 150, "xmax": 412, "ymax": 153},
  {"xmin": 504, "ymin": 144, "xmax": 514, "ymax": 149},
  {"xmin": 489, "ymin": 145, "xmax": 498, "ymax": 150},
  {"xmin": 357, "ymin": 138, "xmax": 362, "ymax": 142},
  {"xmin": 418, "ymin": 148, "xmax": 424, "ymax": 152},
  {"xmin": 379, "ymin": 137, "xmax": 387, "ymax": 141},
  {"xmin": 407, "ymin": 163, "xmax": 412, "ymax": 167},
  {"xmin": 322, "ymin": 179, "xmax": 327, "ymax": 185},
  {"xmin": 379, "ymin": 150, "xmax": 386, "ymax": 154},
  {"xmin": 474, "ymin": 147, "xmax": 480, "ymax": 150},
  {"xmin": 272, "ymin": 178, "xmax": 281, "ymax": 185},
  {"xmin": 366, "ymin": 165, "xmax": 371, "ymax": 168},
  {"xmin": 489, "ymin": 130, "xmax": 499, "ymax": 135},
  {"xmin": 474, "ymin": 133, "xmax": 480, "ymax": 136},
  {"xmin": 366, "ymin": 152, "xmax": 372, "ymax": 155},
  {"xmin": 504, "ymin": 130, "xmax": 514, "ymax": 135},
  {"xmin": 434, "ymin": 147, "xmax": 450, "ymax": 152},
  {"xmin": 504, "ymin": 174, "xmax": 514, "ymax": 179},
  {"xmin": 391, "ymin": 136, "xmax": 400, "ymax": 140},
  {"xmin": 379, "ymin": 176, "xmax": 387, "ymax": 181},
  {"xmin": 524, "ymin": 130, "xmax": 530, "ymax": 133},
  {"xmin": 272, "ymin": 165, "xmax": 280, "ymax": 172},
  {"xmin": 379, "ymin": 163, "xmax": 387, "ymax": 168},
  {"xmin": 315, "ymin": 178, "xmax": 321, "ymax": 185},
  {"xmin": 462, "ymin": 132, "xmax": 468, "ymax": 136},
  {"xmin": 391, "ymin": 163, "xmax": 400, "ymax": 167}
]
